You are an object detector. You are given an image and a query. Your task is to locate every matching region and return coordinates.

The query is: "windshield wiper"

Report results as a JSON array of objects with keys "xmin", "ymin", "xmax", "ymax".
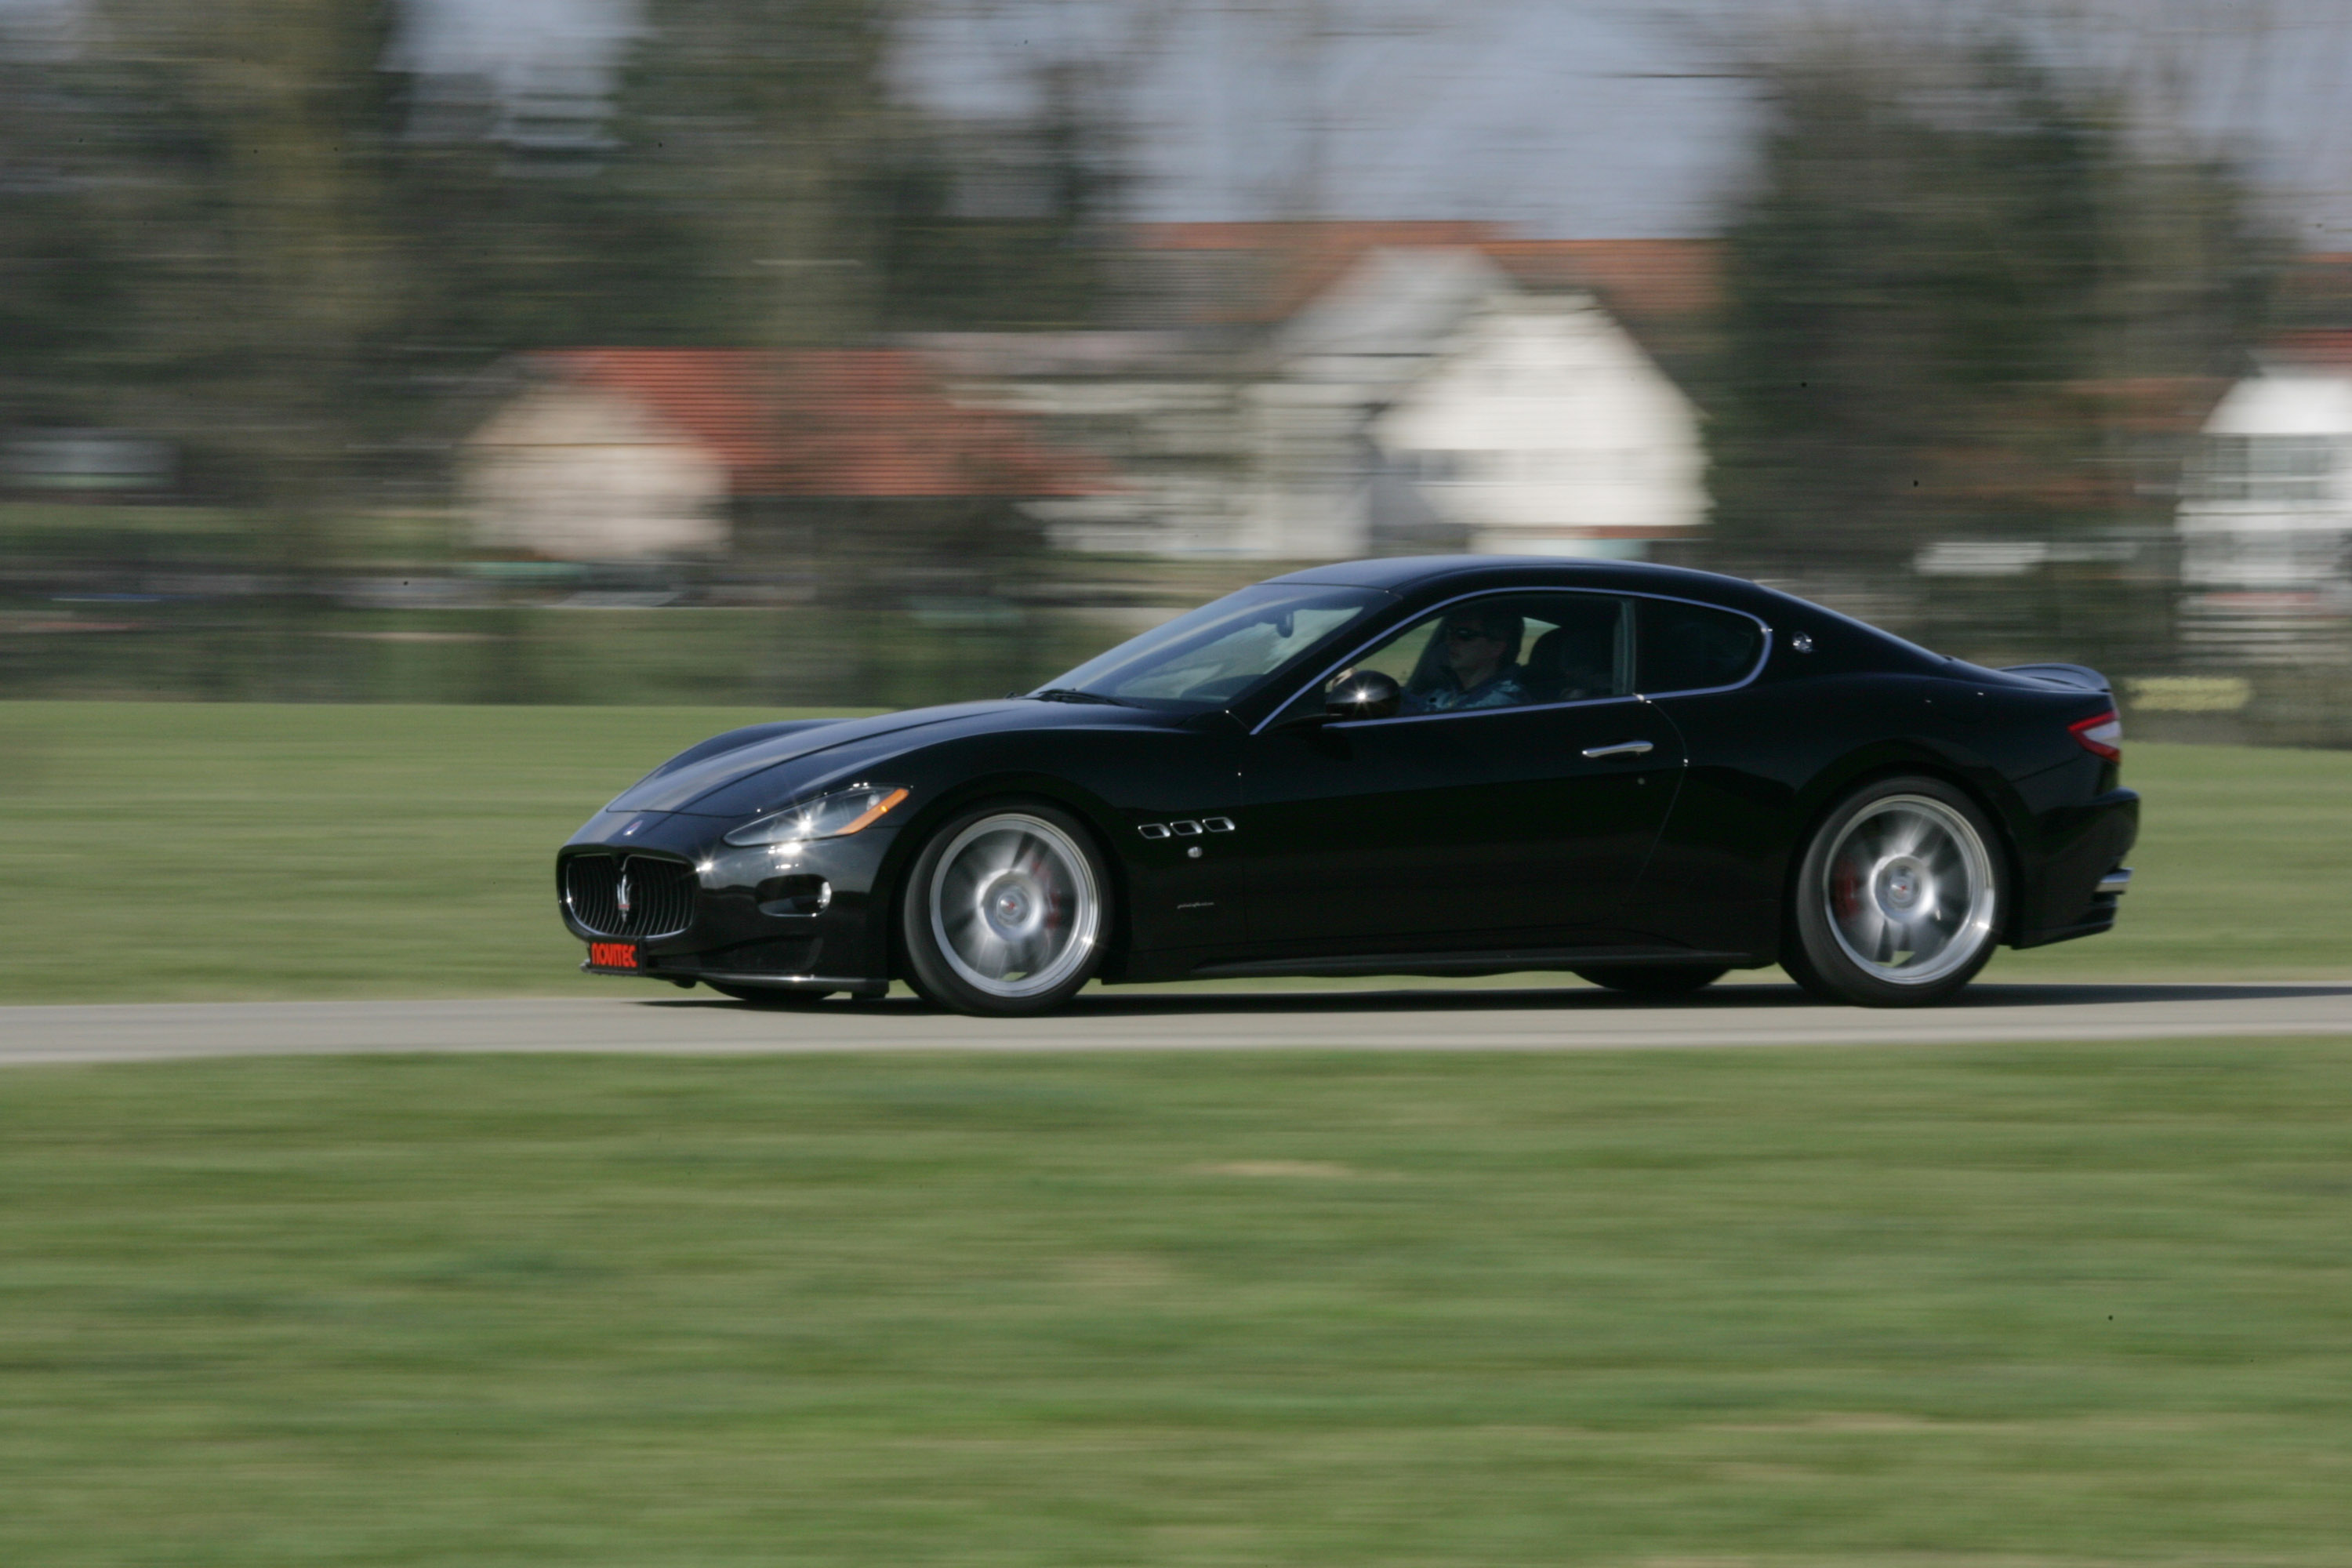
[{"xmin": 1027, "ymin": 687, "xmax": 1132, "ymax": 706}]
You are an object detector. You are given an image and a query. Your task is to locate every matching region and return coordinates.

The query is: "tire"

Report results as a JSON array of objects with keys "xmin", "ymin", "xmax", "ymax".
[
  {"xmin": 1782, "ymin": 775, "xmax": 2004, "ymax": 1007},
  {"xmin": 708, "ymin": 982, "xmax": 834, "ymax": 1007},
  {"xmin": 898, "ymin": 800, "xmax": 1110, "ymax": 1018},
  {"xmin": 1572, "ymin": 964, "xmax": 1729, "ymax": 996}
]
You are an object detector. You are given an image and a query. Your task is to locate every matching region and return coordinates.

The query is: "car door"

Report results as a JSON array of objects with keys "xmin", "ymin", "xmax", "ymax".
[
  {"xmin": 1237, "ymin": 591, "xmax": 1685, "ymax": 953},
  {"xmin": 1613, "ymin": 594, "xmax": 1781, "ymax": 955}
]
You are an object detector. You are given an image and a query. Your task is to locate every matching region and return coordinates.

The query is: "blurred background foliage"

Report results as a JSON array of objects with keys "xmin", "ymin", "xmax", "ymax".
[
  {"xmin": 2, "ymin": 0, "xmax": 1131, "ymax": 705},
  {"xmin": 1, "ymin": 0, "xmax": 1123, "ymax": 474},
  {"xmin": 2, "ymin": 2, "xmax": 2348, "ymax": 734},
  {"xmin": 1711, "ymin": 34, "xmax": 2278, "ymax": 570}
]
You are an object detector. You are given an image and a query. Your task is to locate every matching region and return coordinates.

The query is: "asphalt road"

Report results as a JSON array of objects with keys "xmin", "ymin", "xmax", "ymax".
[{"xmin": 3, "ymin": 981, "xmax": 2350, "ymax": 1066}]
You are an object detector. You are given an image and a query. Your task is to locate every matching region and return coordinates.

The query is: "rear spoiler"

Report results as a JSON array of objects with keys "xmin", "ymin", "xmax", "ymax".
[{"xmin": 2002, "ymin": 662, "xmax": 2111, "ymax": 695}]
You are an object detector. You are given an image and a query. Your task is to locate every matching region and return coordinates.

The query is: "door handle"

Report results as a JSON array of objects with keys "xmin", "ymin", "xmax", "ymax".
[{"xmin": 1581, "ymin": 740, "xmax": 1655, "ymax": 759}]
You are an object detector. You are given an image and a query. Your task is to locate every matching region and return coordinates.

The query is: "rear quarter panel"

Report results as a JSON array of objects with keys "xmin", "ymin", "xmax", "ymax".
[{"xmin": 1637, "ymin": 667, "xmax": 2111, "ymax": 960}]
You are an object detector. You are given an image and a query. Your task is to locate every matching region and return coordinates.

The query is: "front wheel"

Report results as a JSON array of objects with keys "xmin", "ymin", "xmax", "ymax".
[
  {"xmin": 1783, "ymin": 776, "xmax": 2004, "ymax": 1007},
  {"xmin": 899, "ymin": 800, "xmax": 1110, "ymax": 1017}
]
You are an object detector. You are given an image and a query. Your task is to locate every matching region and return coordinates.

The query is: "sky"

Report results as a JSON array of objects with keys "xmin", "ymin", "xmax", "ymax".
[
  {"xmin": 9, "ymin": 0, "xmax": 2352, "ymax": 239},
  {"xmin": 387, "ymin": 0, "xmax": 636, "ymax": 100},
  {"xmin": 894, "ymin": 2, "xmax": 1759, "ymax": 236},
  {"xmin": 894, "ymin": 0, "xmax": 2352, "ymax": 239}
]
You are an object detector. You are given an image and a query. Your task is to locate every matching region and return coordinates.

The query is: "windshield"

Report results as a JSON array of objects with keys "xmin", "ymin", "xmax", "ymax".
[{"xmin": 1042, "ymin": 585, "xmax": 1391, "ymax": 711}]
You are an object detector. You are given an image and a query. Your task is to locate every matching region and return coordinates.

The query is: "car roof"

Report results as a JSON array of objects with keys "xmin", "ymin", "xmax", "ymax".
[
  {"xmin": 1269, "ymin": 554, "xmax": 1769, "ymax": 604},
  {"xmin": 1269, "ymin": 555, "xmax": 1955, "ymax": 676}
]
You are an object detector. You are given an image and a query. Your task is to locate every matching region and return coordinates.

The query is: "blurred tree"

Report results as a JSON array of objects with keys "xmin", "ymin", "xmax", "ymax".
[
  {"xmin": 0, "ymin": 0, "xmax": 1131, "ymax": 707},
  {"xmin": 1708, "ymin": 31, "xmax": 2279, "ymax": 575},
  {"xmin": 596, "ymin": 0, "xmax": 899, "ymax": 348},
  {"xmin": 378, "ymin": 69, "xmax": 724, "ymax": 352},
  {"xmin": 596, "ymin": 3, "xmax": 1127, "ymax": 339},
  {"xmin": 0, "ymin": 2, "xmax": 427, "ymax": 697},
  {"xmin": 861, "ymin": 57, "xmax": 1129, "ymax": 331},
  {"xmin": 0, "ymin": 0, "xmax": 1132, "ymax": 495},
  {"xmin": 0, "ymin": 45, "xmax": 130, "ymax": 418},
  {"xmin": 1, "ymin": 2, "xmax": 412, "ymax": 510}
]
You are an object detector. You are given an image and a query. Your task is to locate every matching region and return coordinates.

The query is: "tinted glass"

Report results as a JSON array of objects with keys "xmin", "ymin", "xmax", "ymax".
[
  {"xmin": 1330, "ymin": 592, "xmax": 1632, "ymax": 715},
  {"xmin": 1635, "ymin": 600, "xmax": 1765, "ymax": 693},
  {"xmin": 1045, "ymin": 584, "xmax": 1388, "ymax": 710}
]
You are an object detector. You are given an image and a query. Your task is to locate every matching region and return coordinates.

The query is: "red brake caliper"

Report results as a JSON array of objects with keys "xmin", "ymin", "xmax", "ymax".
[{"xmin": 1831, "ymin": 855, "xmax": 1862, "ymax": 923}]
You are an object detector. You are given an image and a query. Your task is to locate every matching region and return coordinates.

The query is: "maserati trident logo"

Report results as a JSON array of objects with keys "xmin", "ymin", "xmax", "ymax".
[{"xmin": 615, "ymin": 873, "xmax": 633, "ymax": 918}]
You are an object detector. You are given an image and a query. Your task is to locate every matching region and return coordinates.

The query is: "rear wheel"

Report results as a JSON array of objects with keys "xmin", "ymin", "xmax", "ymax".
[
  {"xmin": 899, "ymin": 800, "xmax": 1110, "ymax": 1017},
  {"xmin": 1572, "ymin": 964, "xmax": 1729, "ymax": 996},
  {"xmin": 1783, "ymin": 776, "xmax": 2003, "ymax": 1007}
]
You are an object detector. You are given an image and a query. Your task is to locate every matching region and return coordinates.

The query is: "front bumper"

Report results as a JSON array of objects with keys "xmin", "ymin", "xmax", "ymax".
[{"xmin": 557, "ymin": 809, "xmax": 898, "ymax": 993}]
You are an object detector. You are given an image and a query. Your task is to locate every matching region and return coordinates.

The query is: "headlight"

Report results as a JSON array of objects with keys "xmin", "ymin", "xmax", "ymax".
[{"xmin": 723, "ymin": 785, "xmax": 910, "ymax": 847}]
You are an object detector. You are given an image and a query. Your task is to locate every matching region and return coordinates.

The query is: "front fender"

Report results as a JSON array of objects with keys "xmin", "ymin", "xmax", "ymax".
[
  {"xmin": 862, "ymin": 726, "xmax": 1247, "ymax": 982},
  {"xmin": 867, "ymin": 768, "xmax": 1140, "ymax": 982}
]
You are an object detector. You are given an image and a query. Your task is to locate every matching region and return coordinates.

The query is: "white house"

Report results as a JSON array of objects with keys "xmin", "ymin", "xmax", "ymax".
[
  {"xmin": 1372, "ymin": 290, "xmax": 1708, "ymax": 558},
  {"xmin": 915, "ymin": 235, "xmax": 1717, "ymax": 563},
  {"xmin": 463, "ymin": 348, "xmax": 1107, "ymax": 566},
  {"xmin": 463, "ymin": 371, "xmax": 731, "ymax": 562},
  {"xmin": 2176, "ymin": 365, "xmax": 2352, "ymax": 659},
  {"xmin": 915, "ymin": 252, "xmax": 1504, "ymax": 561},
  {"xmin": 1240, "ymin": 248, "xmax": 1513, "ymax": 559},
  {"xmin": 913, "ymin": 332, "xmax": 1255, "ymax": 558},
  {"xmin": 1234, "ymin": 245, "xmax": 1711, "ymax": 561}
]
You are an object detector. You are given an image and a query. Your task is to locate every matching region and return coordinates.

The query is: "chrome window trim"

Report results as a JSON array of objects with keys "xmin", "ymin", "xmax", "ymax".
[
  {"xmin": 1289, "ymin": 691, "xmax": 1653, "ymax": 735},
  {"xmin": 1248, "ymin": 586, "xmax": 1774, "ymax": 735},
  {"xmin": 1624, "ymin": 593, "xmax": 1777, "ymax": 703}
]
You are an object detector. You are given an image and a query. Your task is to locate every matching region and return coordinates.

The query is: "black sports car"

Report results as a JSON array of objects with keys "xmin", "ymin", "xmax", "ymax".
[{"xmin": 557, "ymin": 557, "xmax": 2136, "ymax": 1014}]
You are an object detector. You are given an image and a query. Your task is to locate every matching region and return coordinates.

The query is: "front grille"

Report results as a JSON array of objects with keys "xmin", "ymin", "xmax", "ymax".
[{"xmin": 564, "ymin": 854, "xmax": 696, "ymax": 938}]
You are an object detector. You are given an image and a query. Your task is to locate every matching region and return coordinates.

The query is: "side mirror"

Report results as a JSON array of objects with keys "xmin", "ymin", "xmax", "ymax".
[{"xmin": 1326, "ymin": 670, "xmax": 1401, "ymax": 722}]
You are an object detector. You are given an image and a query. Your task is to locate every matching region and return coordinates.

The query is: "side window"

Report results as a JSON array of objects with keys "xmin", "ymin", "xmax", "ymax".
[
  {"xmin": 1517, "ymin": 594, "xmax": 1632, "ymax": 705},
  {"xmin": 1635, "ymin": 600, "xmax": 1766, "ymax": 694},
  {"xmin": 1329, "ymin": 593, "xmax": 1632, "ymax": 715}
]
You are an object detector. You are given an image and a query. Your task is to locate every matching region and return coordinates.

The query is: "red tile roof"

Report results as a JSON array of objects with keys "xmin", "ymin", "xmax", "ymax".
[
  {"xmin": 1477, "ymin": 239, "xmax": 1721, "ymax": 321},
  {"xmin": 2063, "ymin": 375, "xmax": 2230, "ymax": 435},
  {"xmin": 1132, "ymin": 220, "xmax": 1514, "ymax": 322},
  {"xmin": 530, "ymin": 348, "xmax": 1110, "ymax": 498},
  {"xmin": 1127, "ymin": 223, "xmax": 1722, "ymax": 353},
  {"xmin": 1134, "ymin": 220, "xmax": 1509, "ymax": 253},
  {"xmin": 2265, "ymin": 330, "xmax": 2352, "ymax": 368}
]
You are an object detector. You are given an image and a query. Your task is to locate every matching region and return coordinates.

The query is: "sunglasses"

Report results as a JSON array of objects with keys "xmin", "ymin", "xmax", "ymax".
[{"xmin": 1446, "ymin": 624, "xmax": 1502, "ymax": 642}]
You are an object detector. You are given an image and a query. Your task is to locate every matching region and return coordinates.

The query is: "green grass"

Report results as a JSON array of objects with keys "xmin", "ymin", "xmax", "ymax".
[
  {"xmin": 5, "ymin": 1042, "xmax": 2351, "ymax": 1565},
  {"xmin": 0, "ymin": 702, "xmax": 861, "ymax": 1004},
  {"xmin": 2, "ymin": 702, "xmax": 2347, "ymax": 1004},
  {"xmin": 1995, "ymin": 739, "xmax": 2352, "ymax": 981},
  {"xmin": 0, "ymin": 599, "xmax": 1112, "ymax": 706}
]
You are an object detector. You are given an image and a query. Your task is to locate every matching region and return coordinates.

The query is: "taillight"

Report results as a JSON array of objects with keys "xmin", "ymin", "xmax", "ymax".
[{"xmin": 2069, "ymin": 709, "xmax": 2122, "ymax": 760}]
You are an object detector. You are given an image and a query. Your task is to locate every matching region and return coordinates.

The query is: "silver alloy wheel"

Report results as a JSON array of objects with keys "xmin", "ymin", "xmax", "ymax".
[
  {"xmin": 1820, "ymin": 793, "xmax": 1997, "ymax": 986},
  {"xmin": 927, "ymin": 811, "xmax": 1102, "ymax": 1000}
]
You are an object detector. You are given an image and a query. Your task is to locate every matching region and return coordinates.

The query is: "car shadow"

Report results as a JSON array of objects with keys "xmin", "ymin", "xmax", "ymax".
[{"xmin": 638, "ymin": 978, "xmax": 2352, "ymax": 1019}]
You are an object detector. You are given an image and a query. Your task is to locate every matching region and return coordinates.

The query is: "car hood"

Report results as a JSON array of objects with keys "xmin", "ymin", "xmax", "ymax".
[{"xmin": 606, "ymin": 703, "xmax": 1030, "ymax": 815}]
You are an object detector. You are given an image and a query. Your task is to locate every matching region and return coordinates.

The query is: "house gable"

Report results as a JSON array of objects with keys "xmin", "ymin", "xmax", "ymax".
[{"xmin": 1374, "ymin": 295, "xmax": 1708, "ymax": 552}]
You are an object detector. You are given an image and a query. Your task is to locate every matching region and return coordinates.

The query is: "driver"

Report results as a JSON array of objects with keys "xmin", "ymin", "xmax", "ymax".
[{"xmin": 1403, "ymin": 605, "xmax": 1526, "ymax": 713}]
